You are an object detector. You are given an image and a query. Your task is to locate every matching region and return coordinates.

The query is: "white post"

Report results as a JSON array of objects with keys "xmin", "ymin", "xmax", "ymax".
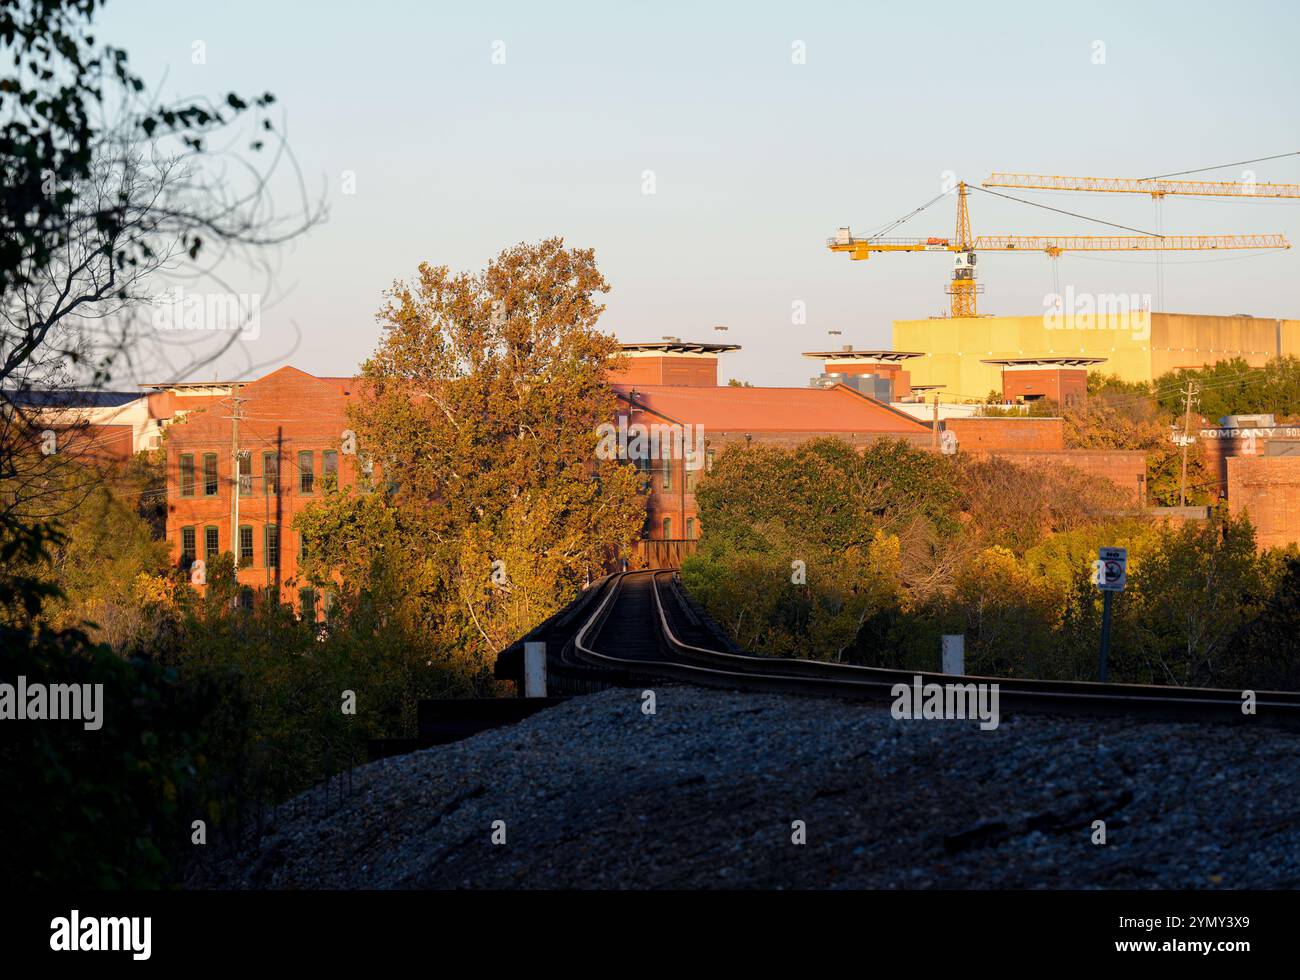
[
  {"xmin": 941, "ymin": 634, "xmax": 965, "ymax": 675},
  {"xmin": 524, "ymin": 641, "xmax": 547, "ymax": 698}
]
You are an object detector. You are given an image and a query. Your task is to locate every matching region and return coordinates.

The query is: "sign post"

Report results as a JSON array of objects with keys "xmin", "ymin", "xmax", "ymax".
[{"xmin": 1094, "ymin": 547, "xmax": 1127, "ymax": 682}]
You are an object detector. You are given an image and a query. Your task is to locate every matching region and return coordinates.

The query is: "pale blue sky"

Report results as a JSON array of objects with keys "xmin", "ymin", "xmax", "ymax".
[{"xmin": 101, "ymin": 0, "xmax": 1300, "ymax": 387}]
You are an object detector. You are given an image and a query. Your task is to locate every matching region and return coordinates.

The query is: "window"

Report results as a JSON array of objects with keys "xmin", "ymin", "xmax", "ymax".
[
  {"xmin": 202, "ymin": 453, "xmax": 218, "ymax": 496},
  {"xmin": 635, "ymin": 455, "xmax": 652, "ymax": 493},
  {"xmin": 299, "ymin": 451, "xmax": 314, "ymax": 494},
  {"xmin": 662, "ymin": 517, "xmax": 672, "ymax": 539},
  {"xmin": 300, "ymin": 532, "xmax": 308, "ymax": 559},
  {"xmin": 180, "ymin": 526, "xmax": 196, "ymax": 569},
  {"xmin": 263, "ymin": 452, "xmax": 279, "ymax": 495},
  {"xmin": 322, "ymin": 450, "xmax": 338, "ymax": 491},
  {"xmin": 204, "ymin": 526, "xmax": 219, "ymax": 563},
  {"xmin": 179, "ymin": 454, "xmax": 195, "ymax": 497},
  {"xmin": 660, "ymin": 460, "xmax": 672, "ymax": 493},
  {"xmin": 237, "ymin": 450, "xmax": 252, "ymax": 496},
  {"xmin": 265, "ymin": 524, "xmax": 279, "ymax": 568},
  {"xmin": 238, "ymin": 587, "xmax": 254, "ymax": 611},
  {"xmin": 300, "ymin": 587, "xmax": 317, "ymax": 624},
  {"xmin": 238, "ymin": 524, "xmax": 254, "ymax": 568},
  {"xmin": 686, "ymin": 517, "xmax": 696, "ymax": 539}
]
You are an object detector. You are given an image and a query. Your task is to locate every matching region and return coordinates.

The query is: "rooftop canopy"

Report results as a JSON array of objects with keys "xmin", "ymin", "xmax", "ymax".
[
  {"xmin": 979, "ymin": 356, "xmax": 1108, "ymax": 368},
  {"xmin": 802, "ymin": 349, "xmax": 925, "ymax": 362},
  {"xmin": 618, "ymin": 341, "xmax": 741, "ymax": 355}
]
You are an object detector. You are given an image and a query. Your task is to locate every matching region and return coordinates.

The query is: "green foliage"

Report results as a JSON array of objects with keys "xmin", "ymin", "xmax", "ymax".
[
  {"xmin": 0, "ymin": 524, "xmax": 218, "ymax": 889},
  {"xmin": 1155, "ymin": 356, "xmax": 1300, "ymax": 422},
  {"xmin": 688, "ymin": 436, "xmax": 1300, "ymax": 690},
  {"xmin": 335, "ymin": 239, "xmax": 645, "ymax": 676},
  {"xmin": 169, "ymin": 582, "xmax": 470, "ymax": 806},
  {"xmin": 685, "ymin": 438, "xmax": 952, "ymax": 660}
]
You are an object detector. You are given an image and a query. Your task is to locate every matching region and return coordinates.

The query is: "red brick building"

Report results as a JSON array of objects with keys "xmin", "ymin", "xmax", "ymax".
[
  {"xmin": 1228, "ymin": 454, "xmax": 1300, "ymax": 550},
  {"xmin": 802, "ymin": 348, "xmax": 924, "ymax": 401},
  {"xmin": 151, "ymin": 341, "xmax": 1177, "ymax": 587},
  {"xmin": 980, "ymin": 356, "xmax": 1107, "ymax": 406},
  {"xmin": 607, "ymin": 339, "xmax": 741, "ymax": 387},
  {"xmin": 161, "ymin": 366, "xmax": 361, "ymax": 614}
]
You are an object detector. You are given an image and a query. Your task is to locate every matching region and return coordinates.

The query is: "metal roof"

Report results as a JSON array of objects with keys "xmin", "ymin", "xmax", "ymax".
[
  {"xmin": 802, "ymin": 349, "xmax": 925, "ymax": 361},
  {"xmin": 979, "ymin": 356, "xmax": 1108, "ymax": 367},
  {"xmin": 2, "ymin": 388, "xmax": 143, "ymax": 408},
  {"xmin": 612, "ymin": 383, "xmax": 931, "ymax": 433},
  {"xmin": 618, "ymin": 341, "xmax": 741, "ymax": 355}
]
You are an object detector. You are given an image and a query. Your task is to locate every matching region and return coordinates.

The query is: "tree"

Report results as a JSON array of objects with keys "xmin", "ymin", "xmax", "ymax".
[
  {"xmin": 1123, "ymin": 513, "xmax": 1266, "ymax": 686},
  {"xmin": 684, "ymin": 437, "xmax": 959, "ymax": 660},
  {"xmin": 306, "ymin": 239, "xmax": 644, "ymax": 679},
  {"xmin": 1, "ymin": 0, "xmax": 322, "ymax": 539},
  {"xmin": 1155, "ymin": 356, "xmax": 1300, "ymax": 422}
]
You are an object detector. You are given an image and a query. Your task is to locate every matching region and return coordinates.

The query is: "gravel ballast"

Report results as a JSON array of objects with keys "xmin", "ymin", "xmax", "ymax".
[{"xmin": 194, "ymin": 685, "xmax": 1300, "ymax": 889}]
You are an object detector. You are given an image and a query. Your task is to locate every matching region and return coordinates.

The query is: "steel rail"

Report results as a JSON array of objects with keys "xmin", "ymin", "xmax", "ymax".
[{"xmin": 568, "ymin": 570, "xmax": 1300, "ymax": 728}]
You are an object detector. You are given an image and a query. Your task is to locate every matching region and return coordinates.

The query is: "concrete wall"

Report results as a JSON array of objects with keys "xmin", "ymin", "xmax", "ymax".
[
  {"xmin": 1228, "ymin": 455, "xmax": 1300, "ymax": 550},
  {"xmin": 894, "ymin": 312, "xmax": 1300, "ymax": 397}
]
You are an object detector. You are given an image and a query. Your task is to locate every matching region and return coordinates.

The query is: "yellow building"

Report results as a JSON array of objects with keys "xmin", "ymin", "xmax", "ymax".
[{"xmin": 894, "ymin": 312, "xmax": 1300, "ymax": 401}]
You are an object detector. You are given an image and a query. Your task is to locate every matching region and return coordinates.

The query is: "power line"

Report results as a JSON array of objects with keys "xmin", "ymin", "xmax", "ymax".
[
  {"xmin": 964, "ymin": 183, "xmax": 1162, "ymax": 236},
  {"xmin": 1142, "ymin": 150, "xmax": 1300, "ymax": 182}
]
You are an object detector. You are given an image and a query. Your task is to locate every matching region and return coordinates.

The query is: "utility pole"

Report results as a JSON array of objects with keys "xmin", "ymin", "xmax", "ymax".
[
  {"xmin": 1178, "ymin": 380, "xmax": 1199, "ymax": 506},
  {"xmin": 225, "ymin": 384, "xmax": 246, "ymax": 601}
]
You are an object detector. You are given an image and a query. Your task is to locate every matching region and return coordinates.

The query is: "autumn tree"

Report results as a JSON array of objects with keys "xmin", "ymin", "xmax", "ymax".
[{"xmin": 302, "ymin": 239, "xmax": 644, "ymax": 679}]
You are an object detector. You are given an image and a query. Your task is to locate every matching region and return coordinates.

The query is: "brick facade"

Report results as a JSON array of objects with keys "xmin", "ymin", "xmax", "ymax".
[
  {"xmin": 968, "ymin": 449, "xmax": 1147, "ymax": 498},
  {"xmin": 1201, "ymin": 424, "xmax": 1300, "ymax": 498},
  {"xmin": 999, "ymin": 367, "xmax": 1089, "ymax": 406},
  {"xmin": 164, "ymin": 366, "xmax": 361, "ymax": 609},
  {"xmin": 1228, "ymin": 455, "xmax": 1300, "ymax": 550},
  {"xmin": 943, "ymin": 417, "xmax": 1065, "ymax": 451}
]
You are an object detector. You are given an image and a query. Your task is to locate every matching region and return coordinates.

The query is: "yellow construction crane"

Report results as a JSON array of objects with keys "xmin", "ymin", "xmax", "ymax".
[
  {"xmin": 983, "ymin": 172, "xmax": 1300, "ymax": 198},
  {"xmin": 829, "ymin": 181, "xmax": 1291, "ymax": 317}
]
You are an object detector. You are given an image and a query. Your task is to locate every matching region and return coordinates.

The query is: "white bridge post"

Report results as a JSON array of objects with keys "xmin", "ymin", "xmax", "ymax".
[
  {"xmin": 941, "ymin": 634, "xmax": 965, "ymax": 675},
  {"xmin": 524, "ymin": 641, "xmax": 547, "ymax": 698}
]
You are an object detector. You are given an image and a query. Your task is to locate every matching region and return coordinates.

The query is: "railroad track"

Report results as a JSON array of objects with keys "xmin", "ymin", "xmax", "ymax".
[{"xmin": 501, "ymin": 568, "xmax": 1300, "ymax": 729}]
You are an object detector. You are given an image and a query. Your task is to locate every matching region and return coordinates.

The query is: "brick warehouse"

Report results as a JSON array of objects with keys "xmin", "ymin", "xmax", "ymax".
[{"xmin": 161, "ymin": 366, "xmax": 361, "ymax": 614}]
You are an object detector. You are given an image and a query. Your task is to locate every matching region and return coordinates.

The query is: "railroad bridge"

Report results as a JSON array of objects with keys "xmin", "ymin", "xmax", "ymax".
[{"xmin": 375, "ymin": 571, "xmax": 1300, "ymax": 759}]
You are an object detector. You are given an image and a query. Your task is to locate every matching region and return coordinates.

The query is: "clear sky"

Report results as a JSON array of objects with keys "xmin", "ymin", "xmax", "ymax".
[{"xmin": 100, "ymin": 0, "xmax": 1300, "ymax": 387}]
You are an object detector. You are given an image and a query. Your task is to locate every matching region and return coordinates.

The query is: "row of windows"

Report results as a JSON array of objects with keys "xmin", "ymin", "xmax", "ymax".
[
  {"xmin": 178, "ymin": 450, "xmax": 341, "ymax": 498},
  {"xmin": 659, "ymin": 517, "xmax": 697, "ymax": 540},
  {"xmin": 179, "ymin": 524, "xmax": 296, "ymax": 569},
  {"xmin": 226, "ymin": 585, "xmax": 329, "ymax": 624},
  {"xmin": 635, "ymin": 458, "xmax": 708, "ymax": 495}
]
